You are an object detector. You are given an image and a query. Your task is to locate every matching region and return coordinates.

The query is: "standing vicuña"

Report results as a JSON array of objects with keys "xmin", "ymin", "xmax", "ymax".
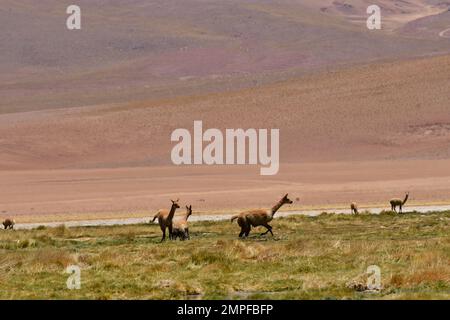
[
  {"xmin": 152, "ymin": 199, "xmax": 180, "ymax": 241},
  {"xmin": 172, "ymin": 205, "xmax": 192, "ymax": 240},
  {"xmin": 390, "ymin": 192, "xmax": 409, "ymax": 213},
  {"xmin": 350, "ymin": 202, "xmax": 359, "ymax": 214},
  {"xmin": 231, "ymin": 194, "xmax": 293, "ymax": 238},
  {"xmin": 2, "ymin": 218, "xmax": 15, "ymax": 230}
]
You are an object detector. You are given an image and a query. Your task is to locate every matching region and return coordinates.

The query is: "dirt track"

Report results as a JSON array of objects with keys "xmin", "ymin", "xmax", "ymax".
[
  {"xmin": 439, "ymin": 28, "xmax": 450, "ymax": 37},
  {"xmin": 11, "ymin": 204, "xmax": 450, "ymax": 230}
]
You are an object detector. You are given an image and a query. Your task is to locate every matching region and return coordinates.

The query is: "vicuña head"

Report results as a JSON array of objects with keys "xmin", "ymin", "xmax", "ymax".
[
  {"xmin": 185, "ymin": 204, "xmax": 192, "ymax": 219},
  {"xmin": 171, "ymin": 199, "xmax": 181, "ymax": 209},
  {"xmin": 280, "ymin": 193, "xmax": 293, "ymax": 206}
]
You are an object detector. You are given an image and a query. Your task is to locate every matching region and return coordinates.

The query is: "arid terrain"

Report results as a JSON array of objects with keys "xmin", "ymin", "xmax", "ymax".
[
  {"xmin": 2, "ymin": 0, "xmax": 450, "ymax": 113},
  {"xmin": 1, "ymin": 1, "xmax": 450, "ymax": 223}
]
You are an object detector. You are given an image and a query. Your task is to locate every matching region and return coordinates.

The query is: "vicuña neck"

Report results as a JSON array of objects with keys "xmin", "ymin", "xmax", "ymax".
[
  {"xmin": 403, "ymin": 194, "xmax": 409, "ymax": 204},
  {"xmin": 168, "ymin": 205, "xmax": 178, "ymax": 220},
  {"xmin": 271, "ymin": 200, "xmax": 284, "ymax": 216}
]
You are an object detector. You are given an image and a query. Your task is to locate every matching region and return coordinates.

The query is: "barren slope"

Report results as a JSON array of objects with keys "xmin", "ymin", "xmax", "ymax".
[
  {"xmin": 1, "ymin": 54, "xmax": 449, "ymax": 170},
  {"xmin": 1, "ymin": 0, "xmax": 450, "ymax": 113}
]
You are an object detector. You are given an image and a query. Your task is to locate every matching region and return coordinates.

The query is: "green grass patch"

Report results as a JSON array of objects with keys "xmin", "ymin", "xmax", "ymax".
[{"xmin": 0, "ymin": 211, "xmax": 448, "ymax": 299}]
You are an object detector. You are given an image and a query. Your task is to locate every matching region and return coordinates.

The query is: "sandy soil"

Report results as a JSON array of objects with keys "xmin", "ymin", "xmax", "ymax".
[{"xmin": 2, "ymin": 160, "xmax": 450, "ymax": 223}]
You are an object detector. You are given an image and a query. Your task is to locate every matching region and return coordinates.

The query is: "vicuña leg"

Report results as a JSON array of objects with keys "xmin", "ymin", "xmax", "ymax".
[
  {"xmin": 244, "ymin": 225, "xmax": 251, "ymax": 237},
  {"xmin": 261, "ymin": 223, "xmax": 274, "ymax": 236}
]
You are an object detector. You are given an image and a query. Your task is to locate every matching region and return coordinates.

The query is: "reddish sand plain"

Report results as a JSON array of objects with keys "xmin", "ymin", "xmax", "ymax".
[
  {"xmin": 1, "ymin": 160, "xmax": 450, "ymax": 223},
  {"xmin": 1, "ymin": 55, "xmax": 450, "ymax": 222}
]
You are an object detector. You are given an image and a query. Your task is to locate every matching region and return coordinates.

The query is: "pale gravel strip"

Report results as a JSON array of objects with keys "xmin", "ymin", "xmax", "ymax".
[{"xmin": 12, "ymin": 205, "xmax": 450, "ymax": 230}]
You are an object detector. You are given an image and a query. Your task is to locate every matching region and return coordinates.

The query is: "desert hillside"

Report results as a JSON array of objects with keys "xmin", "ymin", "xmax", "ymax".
[
  {"xmin": 1, "ymin": 0, "xmax": 450, "ymax": 113},
  {"xmin": 0, "ymin": 55, "xmax": 449, "ymax": 169}
]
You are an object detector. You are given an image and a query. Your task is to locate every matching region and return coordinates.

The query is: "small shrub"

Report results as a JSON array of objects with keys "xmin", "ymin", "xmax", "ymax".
[
  {"xmin": 17, "ymin": 239, "xmax": 37, "ymax": 249},
  {"xmin": 51, "ymin": 224, "xmax": 70, "ymax": 237}
]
